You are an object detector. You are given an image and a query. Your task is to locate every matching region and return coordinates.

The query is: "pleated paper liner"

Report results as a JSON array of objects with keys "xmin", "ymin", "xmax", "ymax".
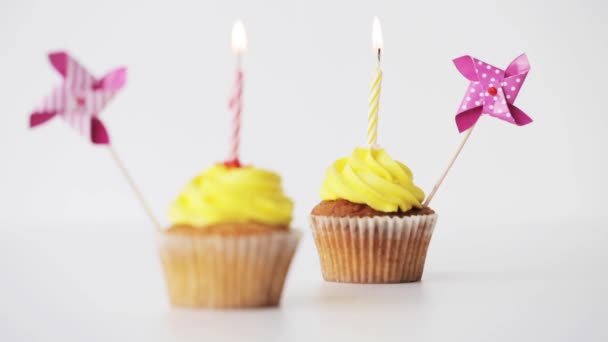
[
  {"xmin": 310, "ymin": 214, "xmax": 438, "ymax": 283},
  {"xmin": 157, "ymin": 229, "xmax": 301, "ymax": 308}
]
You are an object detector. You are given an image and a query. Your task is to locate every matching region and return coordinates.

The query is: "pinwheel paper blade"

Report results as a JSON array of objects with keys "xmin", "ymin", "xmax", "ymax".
[
  {"xmin": 29, "ymin": 51, "xmax": 127, "ymax": 144},
  {"xmin": 453, "ymin": 53, "xmax": 533, "ymax": 133}
]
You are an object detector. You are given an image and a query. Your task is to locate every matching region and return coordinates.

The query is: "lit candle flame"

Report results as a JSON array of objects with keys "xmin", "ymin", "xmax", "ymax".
[
  {"xmin": 372, "ymin": 16, "xmax": 383, "ymax": 52},
  {"xmin": 231, "ymin": 20, "xmax": 247, "ymax": 54}
]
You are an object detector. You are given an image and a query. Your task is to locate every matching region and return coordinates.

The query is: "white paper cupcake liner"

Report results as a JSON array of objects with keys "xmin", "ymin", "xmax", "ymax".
[
  {"xmin": 310, "ymin": 214, "xmax": 438, "ymax": 283},
  {"xmin": 157, "ymin": 229, "xmax": 301, "ymax": 308}
]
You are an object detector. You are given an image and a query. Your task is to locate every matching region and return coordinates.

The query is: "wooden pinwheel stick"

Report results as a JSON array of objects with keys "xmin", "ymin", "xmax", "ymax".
[
  {"xmin": 108, "ymin": 146, "xmax": 162, "ymax": 231},
  {"xmin": 423, "ymin": 126, "xmax": 475, "ymax": 207}
]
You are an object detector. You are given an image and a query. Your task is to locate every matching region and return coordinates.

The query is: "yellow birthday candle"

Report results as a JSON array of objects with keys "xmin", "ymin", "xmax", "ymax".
[{"xmin": 367, "ymin": 16, "xmax": 383, "ymax": 146}]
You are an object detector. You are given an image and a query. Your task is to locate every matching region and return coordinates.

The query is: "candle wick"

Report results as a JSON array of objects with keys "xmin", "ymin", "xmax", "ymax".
[
  {"xmin": 236, "ymin": 54, "xmax": 242, "ymax": 69},
  {"xmin": 377, "ymin": 48, "xmax": 381, "ymax": 64}
]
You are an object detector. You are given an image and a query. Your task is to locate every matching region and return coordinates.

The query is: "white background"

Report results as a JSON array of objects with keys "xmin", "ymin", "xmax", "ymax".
[{"xmin": 1, "ymin": 0, "xmax": 607, "ymax": 341}]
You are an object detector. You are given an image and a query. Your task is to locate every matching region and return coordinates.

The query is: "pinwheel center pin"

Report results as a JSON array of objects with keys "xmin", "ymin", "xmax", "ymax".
[
  {"xmin": 92, "ymin": 80, "xmax": 102, "ymax": 90},
  {"xmin": 75, "ymin": 96, "xmax": 86, "ymax": 107},
  {"xmin": 488, "ymin": 86, "xmax": 498, "ymax": 96}
]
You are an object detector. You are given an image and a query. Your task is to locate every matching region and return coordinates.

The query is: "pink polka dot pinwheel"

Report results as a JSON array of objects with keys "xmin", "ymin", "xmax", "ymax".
[
  {"xmin": 29, "ymin": 51, "xmax": 127, "ymax": 144},
  {"xmin": 453, "ymin": 53, "xmax": 533, "ymax": 133}
]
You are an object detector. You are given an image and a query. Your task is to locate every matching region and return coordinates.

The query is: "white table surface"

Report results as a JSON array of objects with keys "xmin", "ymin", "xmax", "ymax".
[{"xmin": 1, "ymin": 219, "xmax": 607, "ymax": 341}]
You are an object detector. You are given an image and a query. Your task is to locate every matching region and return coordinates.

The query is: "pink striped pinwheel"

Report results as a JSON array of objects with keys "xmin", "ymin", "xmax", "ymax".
[
  {"xmin": 453, "ymin": 53, "xmax": 533, "ymax": 133},
  {"xmin": 29, "ymin": 52, "xmax": 127, "ymax": 144}
]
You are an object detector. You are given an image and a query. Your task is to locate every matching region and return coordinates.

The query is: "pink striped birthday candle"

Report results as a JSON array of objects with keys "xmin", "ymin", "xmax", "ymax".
[
  {"xmin": 227, "ymin": 69, "xmax": 243, "ymax": 166},
  {"xmin": 225, "ymin": 20, "xmax": 247, "ymax": 168}
]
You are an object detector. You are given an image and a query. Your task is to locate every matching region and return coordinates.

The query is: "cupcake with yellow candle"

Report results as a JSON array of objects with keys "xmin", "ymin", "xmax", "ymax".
[
  {"xmin": 309, "ymin": 17, "xmax": 437, "ymax": 283},
  {"xmin": 159, "ymin": 163, "xmax": 300, "ymax": 308},
  {"xmin": 157, "ymin": 20, "xmax": 299, "ymax": 308},
  {"xmin": 310, "ymin": 147, "xmax": 437, "ymax": 283}
]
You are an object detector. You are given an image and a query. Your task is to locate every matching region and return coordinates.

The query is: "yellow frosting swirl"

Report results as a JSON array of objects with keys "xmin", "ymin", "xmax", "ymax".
[
  {"xmin": 320, "ymin": 147, "xmax": 425, "ymax": 212},
  {"xmin": 169, "ymin": 164, "xmax": 293, "ymax": 227}
]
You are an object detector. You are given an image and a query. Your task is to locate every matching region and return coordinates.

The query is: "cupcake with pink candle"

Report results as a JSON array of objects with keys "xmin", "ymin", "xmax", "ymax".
[{"xmin": 158, "ymin": 20, "xmax": 300, "ymax": 308}]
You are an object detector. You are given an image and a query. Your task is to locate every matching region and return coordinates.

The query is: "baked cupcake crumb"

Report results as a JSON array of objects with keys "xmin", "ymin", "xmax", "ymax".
[
  {"xmin": 311, "ymin": 199, "xmax": 434, "ymax": 217},
  {"xmin": 167, "ymin": 222, "xmax": 289, "ymax": 235}
]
